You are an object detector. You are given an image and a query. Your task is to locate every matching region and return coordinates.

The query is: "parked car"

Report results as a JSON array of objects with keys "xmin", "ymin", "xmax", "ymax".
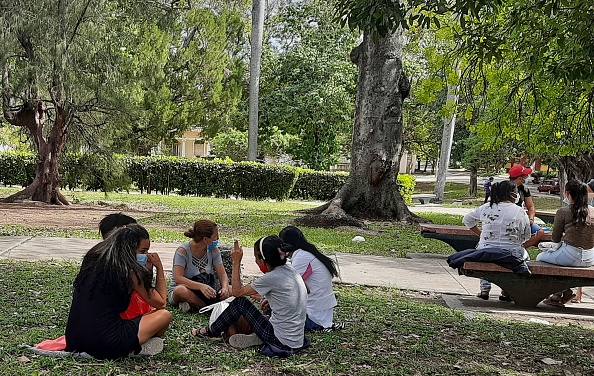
[{"xmin": 537, "ymin": 178, "xmax": 560, "ymax": 194}]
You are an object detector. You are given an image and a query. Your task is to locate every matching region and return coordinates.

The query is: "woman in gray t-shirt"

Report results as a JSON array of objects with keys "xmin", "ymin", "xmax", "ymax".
[
  {"xmin": 168, "ymin": 220, "xmax": 230, "ymax": 312},
  {"xmin": 191, "ymin": 235, "xmax": 309, "ymax": 356}
]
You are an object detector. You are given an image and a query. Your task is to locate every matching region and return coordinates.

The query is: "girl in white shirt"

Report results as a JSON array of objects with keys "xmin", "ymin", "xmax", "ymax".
[{"xmin": 279, "ymin": 226, "xmax": 342, "ymax": 331}]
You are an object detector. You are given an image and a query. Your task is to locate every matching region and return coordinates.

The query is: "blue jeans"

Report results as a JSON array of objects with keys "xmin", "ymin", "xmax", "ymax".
[
  {"xmin": 536, "ymin": 242, "xmax": 594, "ymax": 267},
  {"xmin": 304, "ymin": 316, "xmax": 324, "ymax": 331},
  {"xmin": 530, "ymin": 222, "xmax": 541, "ymax": 235}
]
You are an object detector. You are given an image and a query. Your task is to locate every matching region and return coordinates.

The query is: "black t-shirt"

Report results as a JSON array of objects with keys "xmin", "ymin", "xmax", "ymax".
[{"xmin": 516, "ymin": 184, "xmax": 531, "ymax": 208}]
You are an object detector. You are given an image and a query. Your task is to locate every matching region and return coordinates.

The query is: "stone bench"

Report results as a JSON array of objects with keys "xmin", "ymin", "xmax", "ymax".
[
  {"xmin": 462, "ymin": 261, "xmax": 594, "ymax": 307},
  {"xmin": 419, "ymin": 224, "xmax": 552, "ymax": 252},
  {"xmin": 411, "ymin": 194, "xmax": 434, "ymax": 205},
  {"xmin": 535, "ymin": 211, "xmax": 556, "ymax": 224}
]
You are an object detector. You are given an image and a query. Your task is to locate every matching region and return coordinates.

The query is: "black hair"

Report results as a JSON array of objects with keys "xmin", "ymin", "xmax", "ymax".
[
  {"xmin": 75, "ymin": 224, "xmax": 152, "ymax": 297},
  {"xmin": 489, "ymin": 180, "xmax": 517, "ymax": 208},
  {"xmin": 279, "ymin": 225, "xmax": 339, "ymax": 278},
  {"xmin": 99, "ymin": 213, "xmax": 137, "ymax": 239},
  {"xmin": 565, "ymin": 179, "xmax": 589, "ymax": 226},
  {"xmin": 253, "ymin": 235, "xmax": 293, "ymax": 268}
]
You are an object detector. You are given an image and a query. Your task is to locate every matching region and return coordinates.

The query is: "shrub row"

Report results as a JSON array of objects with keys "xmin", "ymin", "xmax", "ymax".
[{"xmin": 0, "ymin": 152, "xmax": 415, "ymax": 202}]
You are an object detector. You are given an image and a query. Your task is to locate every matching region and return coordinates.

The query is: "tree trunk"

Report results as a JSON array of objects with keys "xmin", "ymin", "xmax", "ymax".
[
  {"xmin": 2, "ymin": 99, "xmax": 69, "ymax": 205},
  {"xmin": 468, "ymin": 168, "xmax": 478, "ymax": 197},
  {"xmin": 247, "ymin": 0, "xmax": 265, "ymax": 161},
  {"xmin": 433, "ymin": 78, "xmax": 460, "ymax": 203},
  {"xmin": 303, "ymin": 30, "xmax": 425, "ymax": 223}
]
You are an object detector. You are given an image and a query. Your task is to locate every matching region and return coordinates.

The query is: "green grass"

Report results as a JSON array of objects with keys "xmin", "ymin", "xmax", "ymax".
[
  {"xmin": 0, "ymin": 188, "xmax": 457, "ymax": 258},
  {"xmin": 415, "ymin": 181, "xmax": 563, "ymax": 212},
  {"xmin": 2, "ymin": 259, "xmax": 593, "ymax": 375}
]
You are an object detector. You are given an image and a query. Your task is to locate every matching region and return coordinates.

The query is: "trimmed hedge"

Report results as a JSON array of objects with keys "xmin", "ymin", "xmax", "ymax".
[
  {"xmin": 290, "ymin": 169, "xmax": 349, "ymax": 200},
  {"xmin": 0, "ymin": 152, "xmax": 415, "ymax": 203}
]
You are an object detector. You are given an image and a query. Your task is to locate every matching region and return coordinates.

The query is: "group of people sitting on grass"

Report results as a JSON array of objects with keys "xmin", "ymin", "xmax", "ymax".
[
  {"xmin": 461, "ymin": 164, "xmax": 594, "ymax": 306},
  {"xmin": 61, "ymin": 214, "xmax": 341, "ymax": 360}
]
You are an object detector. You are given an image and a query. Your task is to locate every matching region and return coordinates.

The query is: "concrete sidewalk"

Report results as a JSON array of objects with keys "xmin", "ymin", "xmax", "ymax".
[
  {"xmin": 0, "ymin": 236, "xmax": 476, "ymax": 295},
  {"xmin": 2, "ymin": 235, "xmax": 594, "ymax": 322}
]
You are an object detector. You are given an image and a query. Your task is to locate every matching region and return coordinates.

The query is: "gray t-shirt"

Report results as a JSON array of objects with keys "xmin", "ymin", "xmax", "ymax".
[
  {"xmin": 252, "ymin": 264, "xmax": 307, "ymax": 349},
  {"xmin": 168, "ymin": 242, "xmax": 223, "ymax": 293}
]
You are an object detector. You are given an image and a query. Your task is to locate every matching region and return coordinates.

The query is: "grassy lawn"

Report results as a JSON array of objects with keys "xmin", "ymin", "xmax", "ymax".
[
  {"xmin": 2, "ymin": 259, "xmax": 594, "ymax": 375},
  {"xmin": 415, "ymin": 181, "xmax": 562, "ymax": 212},
  {"xmin": 0, "ymin": 188, "xmax": 460, "ymax": 258}
]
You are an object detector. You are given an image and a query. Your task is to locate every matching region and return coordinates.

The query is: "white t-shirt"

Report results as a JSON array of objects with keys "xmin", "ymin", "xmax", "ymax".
[
  {"xmin": 463, "ymin": 202, "xmax": 531, "ymax": 255},
  {"xmin": 290, "ymin": 249, "xmax": 337, "ymax": 328},
  {"xmin": 252, "ymin": 264, "xmax": 307, "ymax": 349}
]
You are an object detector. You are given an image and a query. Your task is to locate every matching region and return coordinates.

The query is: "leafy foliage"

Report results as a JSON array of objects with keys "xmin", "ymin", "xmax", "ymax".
[{"xmin": 259, "ymin": 0, "xmax": 359, "ymax": 170}]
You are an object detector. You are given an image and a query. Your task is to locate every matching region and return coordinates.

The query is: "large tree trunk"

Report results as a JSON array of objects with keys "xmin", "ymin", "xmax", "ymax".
[
  {"xmin": 2, "ymin": 99, "xmax": 69, "ymax": 205},
  {"xmin": 302, "ymin": 30, "xmax": 425, "ymax": 223}
]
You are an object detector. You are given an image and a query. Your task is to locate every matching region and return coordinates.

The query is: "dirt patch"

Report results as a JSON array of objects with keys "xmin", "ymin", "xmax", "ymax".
[{"xmin": 0, "ymin": 201, "xmax": 148, "ymax": 229}]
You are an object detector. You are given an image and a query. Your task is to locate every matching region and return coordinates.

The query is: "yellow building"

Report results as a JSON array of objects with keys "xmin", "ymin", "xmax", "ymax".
[{"xmin": 171, "ymin": 128, "xmax": 210, "ymax": 158}]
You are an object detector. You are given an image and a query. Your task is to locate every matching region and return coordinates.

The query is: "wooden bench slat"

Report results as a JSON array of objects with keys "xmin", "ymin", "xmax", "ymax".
[{"xmin": 463, "ymin": 261, "xmax": 594, "ymax": 278}]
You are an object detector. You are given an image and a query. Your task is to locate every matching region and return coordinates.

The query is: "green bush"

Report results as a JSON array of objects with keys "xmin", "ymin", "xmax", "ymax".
[
  {"xmin": 126, "ymin": 156, "xmax": 297, "ymax": 200},
  {"xmin": 397, "ymin": 173, "xmax": 416, "ymax": 205},
  {"xmin": 0, "ymin": 152, "xmax": 415, "ymax": 204},
  {"xmin": 290, "ymin": 169, "xmax": 349, "ymax": 200},
  {"xmin": 0, "ymin": 151, "xmax": 36, "ymax": 186}
]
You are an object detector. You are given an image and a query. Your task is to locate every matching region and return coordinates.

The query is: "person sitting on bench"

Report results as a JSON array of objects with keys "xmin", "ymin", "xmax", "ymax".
[
  {"xmin": 462, "ymin": 180, "xmax": 532, "ymax": 301},
  {"xmin": 508, "ymin": 165, "xmax": 545, "ymax": 248},
  {"xmin": 537, "ymin": 179, "xmax": 594, "ymax": 306}
]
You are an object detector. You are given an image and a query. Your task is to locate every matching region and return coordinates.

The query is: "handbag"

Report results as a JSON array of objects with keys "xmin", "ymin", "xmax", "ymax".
[{"xmin": 198, "ymin": 296, "xmax": 235, "ymax": 326}]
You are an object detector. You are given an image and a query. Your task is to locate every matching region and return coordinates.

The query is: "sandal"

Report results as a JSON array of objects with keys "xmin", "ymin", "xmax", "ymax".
[
  {"xmin": 498, "ymin": 290, "xmax": 513, "ymax": 302},
  {"xmin": 476, "ymin": 291, "xmax": 489, "ymax": 300},
  {"xmin": 560, "ymin": 289, "xmax": 576, "ymax": 305},
  {"xmin": 191, "ymin": 327, "xmax": 222, "ymax": 341}
]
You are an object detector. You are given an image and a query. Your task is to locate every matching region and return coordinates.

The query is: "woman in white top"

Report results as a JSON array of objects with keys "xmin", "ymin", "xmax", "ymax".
[
  {"xmin": 279, "ymin": 226, "xmax": 342, "ymax": 331},
  {"xmin": 462, "ymin": 180, "xmax": 531, "ymax": 301}
]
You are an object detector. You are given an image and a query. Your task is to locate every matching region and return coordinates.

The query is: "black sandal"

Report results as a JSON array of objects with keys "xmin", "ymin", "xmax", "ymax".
[
  {"xmin": 498, "ymin": 290, "xmax": 513, "ymax": 302},
  {"xmin": 191, "ymin": 327, "xmax": 222, "ymax": 340},
  {"xmin": 476, "ymin": 291, "xmax": 489, "ymax": 300}
]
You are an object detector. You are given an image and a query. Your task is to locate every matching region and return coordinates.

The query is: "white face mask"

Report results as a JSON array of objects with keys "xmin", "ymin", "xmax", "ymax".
[
  {"xmin": 510, "ymin": 192, "xmax": 520, "ymax": 204},
  {"xmin": 563, "ymin": 197, "xmax": 571, "ymax": 205}
]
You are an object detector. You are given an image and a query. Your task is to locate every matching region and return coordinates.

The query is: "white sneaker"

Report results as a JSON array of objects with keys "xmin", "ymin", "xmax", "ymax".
[
  {"xmin": 138, "ymin": 337, "xmax": 164, "ymax": 356},
  {"xmin": 179, "ymin": 302, "xmax": 191, "ymax": 313},
  {"xmin": 228, "ymin": 333, "xmax": 263, "ymax": 349}
]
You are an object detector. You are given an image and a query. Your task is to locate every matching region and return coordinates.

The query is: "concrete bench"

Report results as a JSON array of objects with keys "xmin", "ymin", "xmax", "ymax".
[
  {"xmin": 411, "ymin": 194, "xmax": 434, "ymax": 205},
  {"xmin": 419, "ymin": 224, "xmax": 552, "ymax": 252},
  {"xmin": 462, "ymin": 261, "xmax": 594, "ymax": 307},
  {"xmin": 535, "ymin": 211, "xmax": 556, "ymax": 224}
]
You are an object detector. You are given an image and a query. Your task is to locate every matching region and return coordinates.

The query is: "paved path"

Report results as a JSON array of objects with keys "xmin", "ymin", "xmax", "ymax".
[{"xmin": 2, "ymin": 235, "xmax": 594, "ymax": 322}]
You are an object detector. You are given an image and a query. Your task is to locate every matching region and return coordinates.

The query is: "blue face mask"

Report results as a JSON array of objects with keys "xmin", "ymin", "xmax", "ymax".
[
  {"xmin": 207, "ymin": 240, "xmax": 219, "ymax": 251},
  {"xmin": 563, "ymin": 197, "xmax": 571, "ymax": 205},
  {"xmin": 136, "ymin": 253, "xmax": 148, "ymax": 266}
]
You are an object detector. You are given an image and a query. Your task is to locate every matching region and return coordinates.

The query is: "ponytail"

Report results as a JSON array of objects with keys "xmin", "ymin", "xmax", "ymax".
[{"xmin": 279, "ymin": 226, "xmax": 339, "ymax": 278}]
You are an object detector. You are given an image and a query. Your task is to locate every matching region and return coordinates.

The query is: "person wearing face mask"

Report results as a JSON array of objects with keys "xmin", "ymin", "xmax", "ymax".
[
  {"xmin": 98, "ymin": 213, "xmax": 156, "ymax": 320},
  {"xmin": 65, "ymin": 224, "xmax": 171, "ymax": 359},
  {"xmin": 461, "ymin": 180, "xmax": 532, "ymax": 301},
  {"xmin": 536, "ymin": 180, "xmax": 594, "ymax": 306},
  {"xmin": 191, "ymin": 235, "xmax": 310, "ymax": 357},
  {"xmin": 168, "ymin": 219, "xmax": 231, "ymax": 312},
  {"xmin": 508, "ymin": 164, "xmax": 545, "ymax": 248}
]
